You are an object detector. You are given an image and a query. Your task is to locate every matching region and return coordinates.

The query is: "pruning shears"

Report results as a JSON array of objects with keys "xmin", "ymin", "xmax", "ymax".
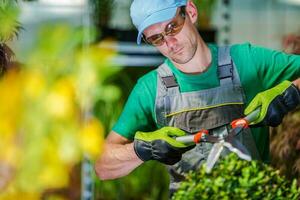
[{"xmin": 176, "ymin": 108, "xmax": 260, "ymax": 173}]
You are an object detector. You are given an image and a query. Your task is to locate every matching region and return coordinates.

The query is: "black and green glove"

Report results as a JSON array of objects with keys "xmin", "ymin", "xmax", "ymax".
[
  {"xmin": 244, "ymin": 80, "xmax": 300, "ymax": 127},
  {"xmin": 133, "ymin": 127, "xmax": 194, "ymax": 165}
]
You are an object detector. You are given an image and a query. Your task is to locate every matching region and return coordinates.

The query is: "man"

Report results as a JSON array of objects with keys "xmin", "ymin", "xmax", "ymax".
[{"xmin": 95, "ymin": 0, "xmax": 300, "ymax": 195}]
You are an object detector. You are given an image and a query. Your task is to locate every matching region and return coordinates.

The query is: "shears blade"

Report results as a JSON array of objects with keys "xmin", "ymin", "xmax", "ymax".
[
  {"xmin": 223, "ymin": 142, "xmax": 251, "ymax": 161},
  {"xmin": 206, "ymin": 142, "xmax": 224, "ymax": 173},
  {"xmin": 227, "ymin": 137, "xmax": 251, "ymax": 158}
]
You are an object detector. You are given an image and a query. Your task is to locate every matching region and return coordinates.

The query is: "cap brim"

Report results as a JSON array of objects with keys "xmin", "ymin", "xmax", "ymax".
[{"xmin": 136, "ymin": 7, "xmax": 178, "ymax": 45}]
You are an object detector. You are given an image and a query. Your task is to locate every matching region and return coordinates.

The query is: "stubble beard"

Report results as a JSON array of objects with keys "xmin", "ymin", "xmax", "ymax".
[{"xmin": 170, "ymin": 40, "xmax": 198, "ymax": 64}]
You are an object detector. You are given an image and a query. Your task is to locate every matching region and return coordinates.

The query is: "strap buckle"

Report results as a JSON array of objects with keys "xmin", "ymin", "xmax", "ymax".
[
  {"xmin": 161, "ymin": 75, "xmax": 178, "ymax": 88},
  {"xmin": 218, "ymin": 62, "xmax": 233, "ymax": 80}
]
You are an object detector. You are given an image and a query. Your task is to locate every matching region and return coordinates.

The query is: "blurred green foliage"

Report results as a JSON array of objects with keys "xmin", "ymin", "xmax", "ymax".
[
  {"xmin": 0, "ymin": 21, "xmax": 121, "ymax": 199},
  {"xmin": 94, "ymin": 161, "xmax": 169, "ymax": 200},
  {"xmin": 193, "ymin": 0, "xmax": 217, "ymax": 29},
  {"xmin": 0, "ymin": 0, "xmax": 21, "ymax": 42},
  {"xmin": 93, "ymin": 66, "xmax": 171, "ymax": 200},
  {"xmin": 91, "ymin": 0, "xmax": 114, "ymax": 29}
]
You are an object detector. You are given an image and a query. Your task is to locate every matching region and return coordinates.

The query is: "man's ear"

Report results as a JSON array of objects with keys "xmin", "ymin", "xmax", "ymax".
[{"xmin": 185, "ymin": 0, "xmax": 198, "ymax": 24}]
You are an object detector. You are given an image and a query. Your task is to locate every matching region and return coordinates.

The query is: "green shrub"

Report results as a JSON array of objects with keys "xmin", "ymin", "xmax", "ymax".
[{"xmin": 173, "ymin": 153, "xmax": 300, "ymax": 200}]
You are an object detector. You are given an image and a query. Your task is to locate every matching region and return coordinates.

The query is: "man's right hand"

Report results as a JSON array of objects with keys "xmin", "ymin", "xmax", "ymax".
[{"xmin": 133, "ymin": 127, "xmax": 194, "ymax": 165}]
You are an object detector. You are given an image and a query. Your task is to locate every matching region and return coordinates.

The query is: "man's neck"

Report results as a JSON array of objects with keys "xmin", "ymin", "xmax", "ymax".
[{"xmin": 172, "ymin": 39, "xmax": 212, "ymax": 74}]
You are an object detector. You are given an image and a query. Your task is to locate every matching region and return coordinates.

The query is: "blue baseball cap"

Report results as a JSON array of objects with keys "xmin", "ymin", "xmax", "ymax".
[{"xmin": 130, "ymin": 0, "xmax": 187, "ymax": 45}]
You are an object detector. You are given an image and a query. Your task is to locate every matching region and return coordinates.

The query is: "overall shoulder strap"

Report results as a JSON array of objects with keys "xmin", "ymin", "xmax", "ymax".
[
  {"xmin": 157, "ymin": 63, "xmax": 178, "ymax": 88},
  {"xmin": 155, "ymin": 62, "xmax": 179, "ymax": 127},
  {"xmin": 156, "ymin": 62, "xmax": 180, "ymax": 95},
  {"xmin": 218, "ymin": 46, "xmax": 234, "ymax": 85}
]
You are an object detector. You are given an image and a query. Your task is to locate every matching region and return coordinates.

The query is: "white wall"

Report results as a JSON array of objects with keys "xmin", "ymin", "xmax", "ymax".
[
  {"xmin": 13, "ymin": 0, "xmax": 300, "ymax": 55},
  {"xmin": 108, "ymin": 0, "xmax": 300, "ymax": 49},
  {"xmin": 212, "ymin": 0, "xmax": 300, "ymax": 49}
]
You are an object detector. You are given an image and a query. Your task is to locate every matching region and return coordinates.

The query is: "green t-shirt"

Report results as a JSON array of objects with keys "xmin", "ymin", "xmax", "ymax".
[{"xmin": 112, "ymin": 43, "xmax": 300, "ymax": 162}]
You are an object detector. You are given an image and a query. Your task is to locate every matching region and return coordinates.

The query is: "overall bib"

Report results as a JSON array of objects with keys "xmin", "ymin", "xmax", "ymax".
[{"xmin": 155, "ymin": 46, "xmax": 261, "ymax": 194}]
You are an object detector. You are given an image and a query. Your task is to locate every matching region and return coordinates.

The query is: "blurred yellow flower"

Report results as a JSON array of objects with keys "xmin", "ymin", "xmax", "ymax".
[
  {"xmin": 78, "ymin": 41, "xmax": 117, "ymax": 69},
  {"xmin": 0, "ymin": 119, "xmax": 18, "ymax": 139},
  {"xmin": 57, "ymin": 132, "xmax": 81, "ymax": 164},
  {"xmin": 0, "ymin": 70, "xmax": 22, "ymax": 136},
  {"xmin": 23, "ymin": 71, "xmax": 46, "ymax": 100},
  {"xmin": 38, "ymin": 162, "xmax": 69, "ymax": 189},
  {"xmin": 0, "ymin": 144, "xmax": 21, "ymax": 167},
  {"xmin": 44, "ymin": 78, "xmax": 76, "ymax": 120},
  {"xmin": 0, "ymin": 191, "xmax": 40, "ymax": 200},
  {"xmin": 79, "ymin": 118, "xmax": 104, "ymax": 159}
]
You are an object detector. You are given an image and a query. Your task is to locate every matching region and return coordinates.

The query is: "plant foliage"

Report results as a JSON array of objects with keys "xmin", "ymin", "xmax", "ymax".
[
  {"xmin": 173, "ymin": 153, "xmax": 300, "ymax": 200},
  {"xmin": 0, "ymin": 0, "xmax": 21, "ymax": 42}
]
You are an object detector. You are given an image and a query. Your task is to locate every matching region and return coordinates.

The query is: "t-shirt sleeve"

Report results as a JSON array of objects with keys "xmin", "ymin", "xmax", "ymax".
[
  {"xmin": 250, "ymin": 44, "xmax": 300, "ymax": 89},
  {"xmin": 112, "ymin": 79, "xmax": 156, "ymax": 140}
]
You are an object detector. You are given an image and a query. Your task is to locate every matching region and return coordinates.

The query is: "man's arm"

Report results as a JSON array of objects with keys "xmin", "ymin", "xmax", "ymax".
[
  {"xmin": 293, "ymin": 78, "xmax": 300, "ymax": 89},
  {"xmin": 95, "ymin": 127, "xmax": 194, "ymax": 180},
  {"xmin": 95, "ymin": 131, "xmax": 143, "ymax": 180}
]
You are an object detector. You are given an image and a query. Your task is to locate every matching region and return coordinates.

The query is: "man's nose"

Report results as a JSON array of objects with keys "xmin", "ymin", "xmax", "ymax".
[{"xmin": 165, "ymin": 36, "xmax": 178, "ymax": 50}]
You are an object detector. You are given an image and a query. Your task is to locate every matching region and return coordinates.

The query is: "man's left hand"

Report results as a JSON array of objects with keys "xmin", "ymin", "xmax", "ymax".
[{"xmin": 244, "ymin": 80, "xmax": 300, "ymax": 127}]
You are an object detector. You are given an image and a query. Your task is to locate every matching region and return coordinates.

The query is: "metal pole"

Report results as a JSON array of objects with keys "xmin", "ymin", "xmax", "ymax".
[{"xmin": 81, "ymin": 1, "xmax": 94, "ymax": 200}]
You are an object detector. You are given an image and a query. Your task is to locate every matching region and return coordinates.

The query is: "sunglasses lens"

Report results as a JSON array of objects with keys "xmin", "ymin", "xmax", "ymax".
[
  {"xmin": 166, "ymin": 23, "xmax": 184, "ymax": 36},
  {"xmin": 146, "ymin": 34, "xmax": 164, "ymax": 46},
  {"xmin": 166, "ymin": 12, "xmax": 185, "ymax": 36}
]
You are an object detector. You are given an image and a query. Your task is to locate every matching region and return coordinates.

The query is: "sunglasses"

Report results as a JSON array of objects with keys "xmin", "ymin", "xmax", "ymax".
[{"xmin": 143, "ymin": 6, "xmax": 186, "ymax": 46}]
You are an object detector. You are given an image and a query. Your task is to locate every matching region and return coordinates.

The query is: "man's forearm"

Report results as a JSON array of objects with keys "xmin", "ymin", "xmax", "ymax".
[{"xmin": 95, "ymin": 142, "xmax": 143, "ymax": 180}]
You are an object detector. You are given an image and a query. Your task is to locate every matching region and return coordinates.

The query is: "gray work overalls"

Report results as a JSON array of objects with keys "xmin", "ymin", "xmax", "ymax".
[{"xmin": 155, "ymin": 46, "xmax": 261, "ymax": 195}]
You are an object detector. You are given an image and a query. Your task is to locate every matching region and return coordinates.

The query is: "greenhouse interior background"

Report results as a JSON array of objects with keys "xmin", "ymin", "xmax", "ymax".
[{"xmin": 0, "ymin": 0, "xmax": 300, "ymax": 199}]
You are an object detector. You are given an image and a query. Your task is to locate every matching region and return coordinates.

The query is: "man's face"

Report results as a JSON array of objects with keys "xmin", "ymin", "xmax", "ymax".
[{"xmin": 143, "ymin": 7, "xmax": 198, "ymax": 65}]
